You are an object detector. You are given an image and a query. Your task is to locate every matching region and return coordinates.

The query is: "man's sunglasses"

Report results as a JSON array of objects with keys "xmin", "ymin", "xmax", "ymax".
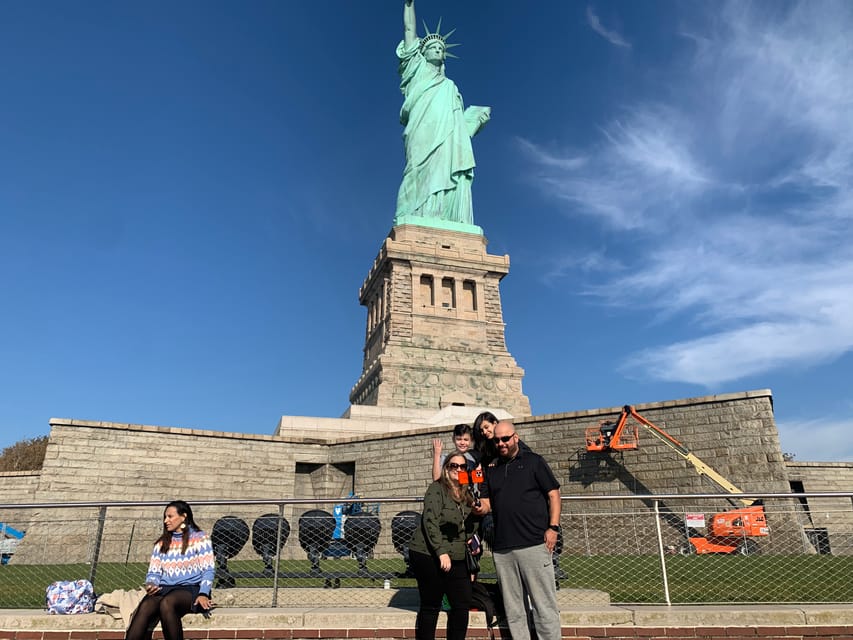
[
  {"xmin": 447, "ymin": 462, "xmax": 468, "ymax": 471},
  {"xmin": 492, "ymin": 434, "xmax": 515, "ymax": 443}
]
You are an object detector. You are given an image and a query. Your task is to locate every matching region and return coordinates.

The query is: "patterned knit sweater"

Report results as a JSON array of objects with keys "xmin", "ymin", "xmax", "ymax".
[{"xmin": 145, "ymin": 529, "xmax": 215, "ymax": 595}]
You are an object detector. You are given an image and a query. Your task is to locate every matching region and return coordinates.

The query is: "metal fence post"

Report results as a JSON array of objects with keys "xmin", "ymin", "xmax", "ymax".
[
  {"xmin": 653, "ymin": 500, "xmax": 671, "ymax": 606},
  {"xmin": 89, "ymin": 506, "xmax": 108, "ymax": 589},
  {"xmin": 271, "ymin": 503, "xmax": 285, "ymax": 607},
  {"xmin": 582, "ymin": 514, "xmax": 591, "ymax": 556}
]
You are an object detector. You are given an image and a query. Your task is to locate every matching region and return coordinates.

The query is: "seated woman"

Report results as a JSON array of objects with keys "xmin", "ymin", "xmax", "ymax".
[
  {"xmin": 409, "ymin": 451, "xmax": 481, "ymax": 640},
  {"xmin": 126, "ymin": 500, "xmax": 214, "ymax": 640}
]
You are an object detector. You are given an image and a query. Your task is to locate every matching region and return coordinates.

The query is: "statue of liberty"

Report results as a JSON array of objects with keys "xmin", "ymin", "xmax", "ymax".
[{"xmin": 394, "ymin": 0, "xmax": 491, "ymax": 231}]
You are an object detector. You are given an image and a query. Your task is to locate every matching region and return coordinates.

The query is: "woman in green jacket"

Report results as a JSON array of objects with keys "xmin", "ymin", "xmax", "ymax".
[{"xmin": 408, "ymin": 450, "xmax": 480, "ymax": 640}]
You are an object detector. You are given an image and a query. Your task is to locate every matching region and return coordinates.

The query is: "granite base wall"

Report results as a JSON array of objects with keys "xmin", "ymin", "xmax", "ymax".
[{"xmin": 2, "ymin": 390, "xmax": 845, "ymax": 564}]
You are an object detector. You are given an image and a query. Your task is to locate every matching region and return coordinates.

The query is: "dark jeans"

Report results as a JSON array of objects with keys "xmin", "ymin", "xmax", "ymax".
[
  {"xmin": 410, "ymin": 549, "xmax": 472, "ymax": 640},
  {"xmin": 125, "ymin": 586, "xmax": 196, "ymax": 640}
]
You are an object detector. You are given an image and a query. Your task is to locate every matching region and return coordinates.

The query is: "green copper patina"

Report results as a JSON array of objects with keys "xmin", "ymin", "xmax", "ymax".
[{"xmin": 393, "ymin": 0, "xmax": 491, "ymax": 234}]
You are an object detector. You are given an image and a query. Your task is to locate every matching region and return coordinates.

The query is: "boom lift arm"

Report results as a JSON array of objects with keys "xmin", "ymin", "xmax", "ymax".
[
  {"xmin": 585, "ymin": 405, "xmax": 755, "ymax": 507},
  {"xmin": 585, "ymin": 405, "xmax": 768, "ymax": 554}
]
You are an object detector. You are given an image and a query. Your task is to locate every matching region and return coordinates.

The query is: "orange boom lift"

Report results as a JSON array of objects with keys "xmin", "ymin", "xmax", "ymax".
[{"xmin": 585, "ymin": 405, "xmax": 769, "ymax": 555}]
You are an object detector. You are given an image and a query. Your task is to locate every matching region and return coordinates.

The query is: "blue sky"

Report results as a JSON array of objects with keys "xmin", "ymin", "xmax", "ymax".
[{"xmin": 2, "ymin": 1, "xmax": 852, "ymax": 462}]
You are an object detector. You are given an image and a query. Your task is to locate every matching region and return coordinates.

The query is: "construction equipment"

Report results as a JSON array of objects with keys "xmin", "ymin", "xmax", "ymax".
[{"xmin": 585, "ymin": 405, "xmax": 769, "ymax": 555}]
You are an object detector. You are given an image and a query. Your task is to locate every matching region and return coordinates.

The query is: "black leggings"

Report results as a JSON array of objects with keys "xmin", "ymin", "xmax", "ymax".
[
  {"xmin": 126, "ymin": 588, "xmax": 194, "ymax": 640},
  {"xmin": 410, "ymin": 549, "xmax": 472, "ymax": 640}
]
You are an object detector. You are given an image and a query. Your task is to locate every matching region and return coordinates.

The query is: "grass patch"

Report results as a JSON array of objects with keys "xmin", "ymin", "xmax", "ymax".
[
  {"xmin": 563, "ymin": 554, "xmax": 853, "ymax": 603},
  {"xmin": 2, "ymin": 554, "xmax": 851, "ymax": 608}
]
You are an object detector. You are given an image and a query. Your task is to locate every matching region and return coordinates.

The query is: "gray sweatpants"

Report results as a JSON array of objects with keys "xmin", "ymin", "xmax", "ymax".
[{"xmin": 493, "ymin": 544, "xmax": 561, "ymax": 640}]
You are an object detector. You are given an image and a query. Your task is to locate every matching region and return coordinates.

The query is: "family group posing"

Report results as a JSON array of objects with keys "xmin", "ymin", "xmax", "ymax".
[
  {"xmin": 138, "ymin": 411, "xmax": 562, "ymax": 640},
  {"xmin": 415, "ymin": 412, "xmax": 563, "ymax": 640}
]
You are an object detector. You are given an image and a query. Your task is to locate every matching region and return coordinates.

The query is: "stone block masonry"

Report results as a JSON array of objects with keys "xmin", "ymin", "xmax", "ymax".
[
  {"xmin": 785, "ymin": 461, "xmax": 853, "ymax": 554},
  {"xmin": 2, "ymin": 389, "xmax": 816, "ymax": 565},
  {"xmin": 349, "ymin": 224, "xmax": 530, "ymax": 416}
]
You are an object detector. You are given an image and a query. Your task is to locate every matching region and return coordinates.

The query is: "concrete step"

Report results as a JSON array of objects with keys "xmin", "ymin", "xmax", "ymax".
[{"xmin": 2, "ymin": 604, "xmax": 852, "ymax": 632}]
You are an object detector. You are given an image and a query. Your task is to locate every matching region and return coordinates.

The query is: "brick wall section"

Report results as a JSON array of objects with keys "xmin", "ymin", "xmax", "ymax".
[
  {"xmin": 785, "ymin": 461, "xmax": 853, "ymax": 554},
  {"xmin": 2, "ymin": 626, "xmax": 853, "ymax": 640},
  {"xmin": 0, "ymin": 471, "xmax": 41, "ymax": 500},
  {"xmin": 0, "ymin": 471, "xmax": 41, "ymax": 540},
  {"xmin": 388, "ymin": 264, "xmax": 413, "ymax": 342},
  {"xmin": 483, "ymin": 278, "xmax": 506, "ymax": 351},
  {"xmin": 0, "ymin": 471, "xmax": 40, "ymax": 526},
  {"xmin": 785, "ymin": 461, "xmax": 853, "ymax": 493},
  {"xmin": 11, "ymin": 424, "xmax": 330, "ymax": 564}
]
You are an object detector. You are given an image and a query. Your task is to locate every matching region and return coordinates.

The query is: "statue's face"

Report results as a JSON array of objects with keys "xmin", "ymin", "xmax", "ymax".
[{"xmin": 423, "ymin": 41, "xmax": 445, "ymax": 65}]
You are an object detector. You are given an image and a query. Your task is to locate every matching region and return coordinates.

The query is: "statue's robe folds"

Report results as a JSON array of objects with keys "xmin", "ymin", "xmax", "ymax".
[{"xmin": 394, "ymin": 38, "xmax": 475, "ymax": 226}]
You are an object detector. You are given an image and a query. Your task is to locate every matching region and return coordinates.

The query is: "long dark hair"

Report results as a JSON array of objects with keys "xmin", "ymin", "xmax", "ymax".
[
  {"xmin": 472, "ymin": 411, "xmax": 498, "ymax": 462},
  {"xmin": 157, "ymin": 500, "xmax": 200, "ymax": 554}
]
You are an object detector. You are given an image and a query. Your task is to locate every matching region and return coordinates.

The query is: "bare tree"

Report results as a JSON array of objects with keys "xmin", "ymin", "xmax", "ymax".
[{"xmin": 0, "ymin": 436, "xmax": 48, "ymax": 471}]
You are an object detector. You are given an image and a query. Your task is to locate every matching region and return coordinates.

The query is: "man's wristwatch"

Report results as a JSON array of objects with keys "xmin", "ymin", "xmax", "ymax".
[{"xmin": 548, "ymin": 525, "xmax": 561, "ymax": 532}]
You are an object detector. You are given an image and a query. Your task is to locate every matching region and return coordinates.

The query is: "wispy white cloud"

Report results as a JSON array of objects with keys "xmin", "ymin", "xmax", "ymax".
[
  {"xmin": 515, "ymin": 138, "xmax": 588, "ymax": 172},
  {"xmin": 543, "ymin": 249, "xmax": 624, "ymax": 282},
  {"xmin": 777, "ymin": 416, "xmax": 853, "ymax": 462},
  {"xmin": 586, "ymin": 6, "xmax": 631, "ymax": 49},
  {"xmin": 524, "ymin": 0, "xmax": 853, "ymax": 388},
  {"xmin": 517, "ymin": 106, "xmax": 711, "ymax": 230},
  {"xmin": 603, "ymin": 115, "xmax": 710, "ymax": 188},
  {"xmin": 610, "ymin": 214, "xmax": 853, "ymax": 384}
]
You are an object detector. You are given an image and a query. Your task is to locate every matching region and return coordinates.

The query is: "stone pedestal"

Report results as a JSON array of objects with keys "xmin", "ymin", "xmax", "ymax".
[{"xmin": 349, "ymin": 224, "xmax": 531, "ymax": 417}]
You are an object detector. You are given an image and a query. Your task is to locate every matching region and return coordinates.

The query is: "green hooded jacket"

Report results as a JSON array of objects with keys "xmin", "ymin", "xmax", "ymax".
[{"xmin": 409, "ymin": 481, "xmax": 479, "ymax": 560}]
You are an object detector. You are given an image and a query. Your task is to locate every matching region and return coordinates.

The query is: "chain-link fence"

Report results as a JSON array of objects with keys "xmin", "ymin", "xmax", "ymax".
[{"xmin": 1, "ymin": 492, "xmax": 851, "ymax": 608}]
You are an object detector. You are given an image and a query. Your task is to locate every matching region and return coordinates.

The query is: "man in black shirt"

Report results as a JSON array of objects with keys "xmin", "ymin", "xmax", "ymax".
[{"xmin": 474, "ymin": 421, "xmax": 562, "ymax": 640}]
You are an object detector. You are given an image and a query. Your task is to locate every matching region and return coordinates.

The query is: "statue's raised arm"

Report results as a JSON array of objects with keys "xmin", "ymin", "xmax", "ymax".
[
  {"xmin": 403, "ymin": 0, "xmax": 417, "ymax": 49},
  {"xmin": 393, "ymin": 0, "xmax": 490, "ymax": 232}
]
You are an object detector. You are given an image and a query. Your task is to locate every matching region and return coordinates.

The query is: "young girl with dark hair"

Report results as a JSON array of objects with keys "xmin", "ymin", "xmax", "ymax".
[{"xmin": 472, "ymin": 411, "xmax": 499, "ymax": 467}]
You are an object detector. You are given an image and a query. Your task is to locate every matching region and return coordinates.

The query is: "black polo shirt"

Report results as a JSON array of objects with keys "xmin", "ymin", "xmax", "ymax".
[{"xmin": 481, "ymin": 447, "xmax": 560, "ymax": 551}]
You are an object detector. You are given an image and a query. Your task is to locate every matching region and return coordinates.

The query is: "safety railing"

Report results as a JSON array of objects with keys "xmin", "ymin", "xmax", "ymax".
[{"xmin": 1, "ymin": 492, "xmax": 851, "ymax": 608}]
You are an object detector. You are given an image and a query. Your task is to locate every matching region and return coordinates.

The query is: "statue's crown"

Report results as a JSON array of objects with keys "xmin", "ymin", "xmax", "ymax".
[{"xmin": 419, "ymin": 18, "xmax": 459, "ymax": 58}]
